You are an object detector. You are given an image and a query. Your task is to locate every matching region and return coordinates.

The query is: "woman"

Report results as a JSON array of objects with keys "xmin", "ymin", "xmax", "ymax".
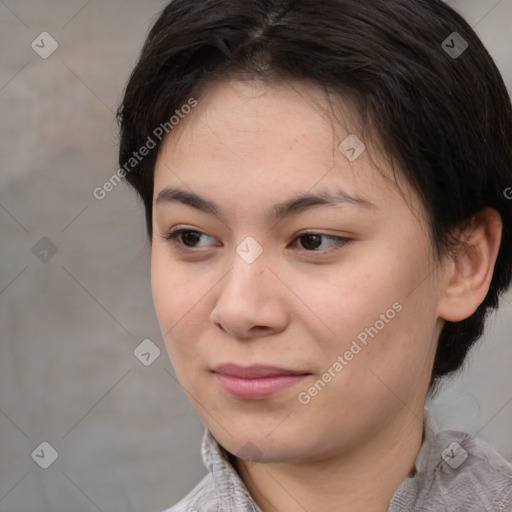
[{"xmin": 117, "ymin": 0, "xmax": 512, "ymax": 510}]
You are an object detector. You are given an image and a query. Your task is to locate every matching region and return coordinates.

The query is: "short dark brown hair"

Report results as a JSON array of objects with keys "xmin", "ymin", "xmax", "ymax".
[{"xmin": 117, "ymin": 0, "xmax": 512, "ymax": 393}]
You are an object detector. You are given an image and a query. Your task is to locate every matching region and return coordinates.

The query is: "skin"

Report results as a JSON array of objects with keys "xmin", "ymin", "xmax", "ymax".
[{"xmin": 150, "ymin": 79, "xmax": 502, "ymax": 512}]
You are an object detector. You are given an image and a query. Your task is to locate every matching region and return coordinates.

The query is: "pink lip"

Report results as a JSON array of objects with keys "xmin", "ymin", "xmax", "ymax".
[{"xmin": 211, "ymin": 364, "xmax": 311, "ymax": 400}]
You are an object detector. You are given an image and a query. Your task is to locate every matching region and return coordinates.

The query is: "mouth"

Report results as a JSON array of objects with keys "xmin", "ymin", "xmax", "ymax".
[{"xmin": 211, "ymin": 363, "xmax": 312, "ymax": 400}]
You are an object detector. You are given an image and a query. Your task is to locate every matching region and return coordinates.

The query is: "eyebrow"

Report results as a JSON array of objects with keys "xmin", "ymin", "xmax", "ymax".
[{"xmin": 155, "ymin": 186, "xmax": 377, "ymax": 222}]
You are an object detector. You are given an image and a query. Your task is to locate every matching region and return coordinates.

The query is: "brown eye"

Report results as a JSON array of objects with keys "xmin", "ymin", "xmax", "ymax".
[
  {"xmin": 296, "ymin": 233, "xmax": 348, "ymax": 252},
  {"xmin": 163, "ymin": 228, "xmax": 215, "ymax": 250},
  {"xmin": 299, "ymin": 234, "xmax": 323, "ymax": 250},
  {"xmin": 180, "ymin": 230, "xmax": 202, "ymax": 247}
]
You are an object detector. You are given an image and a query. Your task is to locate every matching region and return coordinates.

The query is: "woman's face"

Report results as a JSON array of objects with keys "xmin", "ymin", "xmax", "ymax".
[{"xmin": 151, "ymin": 79, "xmax": 448, "ymax": 463}]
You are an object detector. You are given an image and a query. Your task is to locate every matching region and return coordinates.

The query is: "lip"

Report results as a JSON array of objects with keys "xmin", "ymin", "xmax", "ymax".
[
  {"xmin": 212, "ymin": 363, "xmax": 309, "ymax": 378},
  {"xmin": 211, "ymin": 363, "xmax": 311, "ymax": 400}
]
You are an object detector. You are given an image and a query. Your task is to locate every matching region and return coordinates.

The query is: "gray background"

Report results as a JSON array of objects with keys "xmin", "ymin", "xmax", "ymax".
[{"xmin": 0, "ymin": 1, "xmax": 511, "ymax": 511}]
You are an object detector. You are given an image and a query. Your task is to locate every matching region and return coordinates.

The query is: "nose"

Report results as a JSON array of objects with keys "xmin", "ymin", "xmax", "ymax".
[{"xmin": 210, "ymin": 249, "xmax": 289, "ymax": 340}]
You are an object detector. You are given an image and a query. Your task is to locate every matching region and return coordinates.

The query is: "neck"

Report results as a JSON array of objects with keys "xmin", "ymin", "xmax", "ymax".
[{"xmin": 233, "ymin": 409, "xmax": 425, "ymax": 512}]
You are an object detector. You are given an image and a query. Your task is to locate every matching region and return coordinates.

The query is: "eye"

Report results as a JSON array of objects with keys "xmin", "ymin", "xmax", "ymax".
[
  {"xmin": 160, "ymin": 228, "xmax": 350, "ymax": 255},
  {"xmin": 293, "ymin": 233, "xmax": 350, "ymax": 253},
  {"xmin": 161, "ymin": 228, "xmax": 216, "ymax": 249}
]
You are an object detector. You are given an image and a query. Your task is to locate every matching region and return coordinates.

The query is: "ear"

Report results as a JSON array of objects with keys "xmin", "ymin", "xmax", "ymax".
[{"xmin": 438, "ymin": 208, "xmax": 503, "ymax": 322}]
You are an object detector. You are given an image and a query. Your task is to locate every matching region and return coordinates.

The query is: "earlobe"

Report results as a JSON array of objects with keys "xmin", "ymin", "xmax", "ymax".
[{"xmin": 438, "ymin": 208, "xmax": 502, "ymax": 323}]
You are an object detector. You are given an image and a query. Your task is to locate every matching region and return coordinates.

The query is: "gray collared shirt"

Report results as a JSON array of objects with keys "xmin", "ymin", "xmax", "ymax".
[{"xmin": 163, "ymin": 409, "xmax": 512, "ymax": 511}]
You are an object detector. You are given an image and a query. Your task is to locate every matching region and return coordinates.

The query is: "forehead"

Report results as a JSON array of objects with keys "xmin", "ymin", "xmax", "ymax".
[
  {"xmin": 153, "ymin": 78, "xmax": 419, "ymax": 218},
  {"xmin": 162, "ymin": 78, "xmax": 362, "ymax": 164}
]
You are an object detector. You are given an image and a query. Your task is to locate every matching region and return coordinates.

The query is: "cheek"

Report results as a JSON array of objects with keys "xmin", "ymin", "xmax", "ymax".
[
  {"xmin": 328, "ymin": 293, "xmax": 437, "ymax": 410},
  {"xmin": 150, "ymin": 250, "xmax": 208, "ymax": 353},
  {"xmin": 289, "ymin": 260, "xmax": 399, "ymax": 353},
  {"xmin": 299, "ymin": 248, "xmax": 435, "ymax": 386}
]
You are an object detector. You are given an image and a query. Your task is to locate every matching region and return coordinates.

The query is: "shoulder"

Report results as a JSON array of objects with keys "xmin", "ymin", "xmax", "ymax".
[
  {"xmin": 420, "ymin": 426, "xmax": 512, "ymax": 511},
  {"xmin": 437, "ymin": 429, "xmax": 512, "ymax": 508},
  {"xmin": 391, "ymin": 412, "xmax": 512, "ymax": 512},
  {"xmin": 160, "ymin": 473, "xmax": 218, "ymax": 512}
]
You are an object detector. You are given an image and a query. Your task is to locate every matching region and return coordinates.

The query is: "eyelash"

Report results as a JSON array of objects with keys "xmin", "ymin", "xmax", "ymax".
[{"xmin": 161, "ymin": 228, "xmax": 350, "ymax": 255}]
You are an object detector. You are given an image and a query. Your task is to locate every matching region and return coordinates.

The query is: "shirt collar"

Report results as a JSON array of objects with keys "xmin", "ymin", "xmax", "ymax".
[{"xmin": 201, "ymin": 426, "xmax": 262, "ymax": 511}]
